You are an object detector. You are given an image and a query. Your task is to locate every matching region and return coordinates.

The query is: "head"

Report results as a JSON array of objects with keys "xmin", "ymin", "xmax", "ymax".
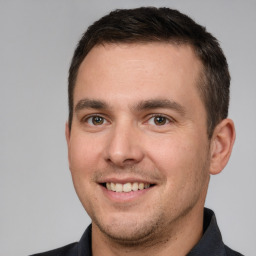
[
  {"xmin": 66, "ymin": 7, "xmax": 235, "ymax": 251},
  {"xmin": 68, "ymin": 7, "xmax": 230, "ymax": 138}
]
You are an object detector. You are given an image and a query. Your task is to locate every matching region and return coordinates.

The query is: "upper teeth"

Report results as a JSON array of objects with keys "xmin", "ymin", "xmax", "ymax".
[{"xmin": 106, "ymin": 182, "xmax": 150, "ymax": 193}]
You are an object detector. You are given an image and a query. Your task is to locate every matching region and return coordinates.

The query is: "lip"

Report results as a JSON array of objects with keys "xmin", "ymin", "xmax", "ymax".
[{"xmin": 97, "ymin": 176, "xmax": 157, "ymax": 185}]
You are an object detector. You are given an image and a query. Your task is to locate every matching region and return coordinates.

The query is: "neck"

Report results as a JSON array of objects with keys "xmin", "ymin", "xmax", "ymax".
[{"xmin": 92, "ymin": 206, "xmax": 205, "ymax": 256}]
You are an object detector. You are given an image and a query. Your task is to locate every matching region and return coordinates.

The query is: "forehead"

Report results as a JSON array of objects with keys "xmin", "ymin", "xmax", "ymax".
[{"xmin": 74, "ymin": 42, "xmax": 203, "ymax": 108}]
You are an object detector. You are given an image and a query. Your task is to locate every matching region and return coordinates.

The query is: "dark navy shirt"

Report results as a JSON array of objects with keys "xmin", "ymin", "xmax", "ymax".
[{"xmin": 30, "ymin": 208, "xmax": 243, "ymax": 256}]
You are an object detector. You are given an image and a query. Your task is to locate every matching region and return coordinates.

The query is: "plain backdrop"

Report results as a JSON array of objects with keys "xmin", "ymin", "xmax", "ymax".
[{"xmin": 1, "ymin": 1, "xmax": 255, "ymax": 255}]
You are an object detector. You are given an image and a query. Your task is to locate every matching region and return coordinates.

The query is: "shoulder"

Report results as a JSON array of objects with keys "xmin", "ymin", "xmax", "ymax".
[
  {"xmin": 225, "ymin": 245, "xmax": 244, "ymax": 256},
  {"xmin": 30, "ymin": 224, "xmax": 92, "ymax": 256},
  {"xmin": 29, "ymin": 242, "xmax": 78, "ymax": 256}
]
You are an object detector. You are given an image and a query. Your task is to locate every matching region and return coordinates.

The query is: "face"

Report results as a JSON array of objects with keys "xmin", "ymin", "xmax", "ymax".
[{"xmin": 66, "ymin": 43, "xmax": 211, "ymax": 244}]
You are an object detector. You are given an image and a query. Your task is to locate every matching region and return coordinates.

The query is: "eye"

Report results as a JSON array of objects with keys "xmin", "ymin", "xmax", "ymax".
[
  {"xmin": 148, "ymin": 115, "xmax": 171, "ymax": 126},
  {"xmin": 87, "ymin": 116, "xmax": 106, "ymax": 126}
]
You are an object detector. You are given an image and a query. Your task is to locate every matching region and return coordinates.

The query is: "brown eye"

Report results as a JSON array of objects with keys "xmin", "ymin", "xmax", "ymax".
[
  {"xmin": 87, "ymin": 116, "xmax": 105, "ymax": 125},
  {"xmin": 154, "ymin": 116, "xmax": 167, "ymax": 125},
  {"xmin": 92, "ymin": 116, "xmax": 104, "ymax": 125}
]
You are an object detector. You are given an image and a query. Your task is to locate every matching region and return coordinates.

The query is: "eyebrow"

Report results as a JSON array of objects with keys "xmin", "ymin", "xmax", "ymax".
[
  {"xmin": 134, "ymin": 99, "xmax": 186, "ymax": 115},
  {"xmin": 75, "ymin": 99, "xmax": 108, "ymax": 112},
  {"xmin": 74, "ymin": 98, "xmax": 186, "ymax": 115}
]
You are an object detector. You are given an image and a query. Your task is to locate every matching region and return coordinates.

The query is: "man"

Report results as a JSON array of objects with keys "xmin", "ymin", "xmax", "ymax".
[{"xmin": 32, "ymin": 7, "xmax": 243, "ymax": 256}]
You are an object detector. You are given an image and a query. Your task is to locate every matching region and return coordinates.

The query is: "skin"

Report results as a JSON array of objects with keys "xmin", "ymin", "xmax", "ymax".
[{"xmin": 66, "ymin": 43, "xmax": 235, "ymax": 256}]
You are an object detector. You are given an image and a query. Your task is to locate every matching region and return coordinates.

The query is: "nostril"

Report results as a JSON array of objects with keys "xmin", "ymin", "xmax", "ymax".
[
  {"xmin": 123, "ymin": 159, "xmax": 138, "ymax": 165},
  {"xmin": 106, "ymin": 157, "xmax": 138, "ymax": 168}
]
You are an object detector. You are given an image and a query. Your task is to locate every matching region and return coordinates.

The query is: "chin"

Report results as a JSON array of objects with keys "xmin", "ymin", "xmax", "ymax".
[{"xmin": 93, "ymin": 214, "xmax": 164, "ymax": 245}]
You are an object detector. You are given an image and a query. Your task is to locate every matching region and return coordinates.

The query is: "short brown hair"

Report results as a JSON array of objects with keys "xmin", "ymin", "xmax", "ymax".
[{"xmin": 68, "ymin": 7, "xmax": 230, "ymax": 138}]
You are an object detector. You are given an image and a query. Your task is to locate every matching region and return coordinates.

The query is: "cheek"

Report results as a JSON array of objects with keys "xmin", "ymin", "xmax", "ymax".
[
  {"xmin": 147, "ymin": 135, "xmax": 210, "ymax": 212},
  {"xmin": 146, "ymin": 133, "xmax": 208, "ymax": 183},
  {"xmin": 68, "ymin": 134, "xmax": 102, "ymax": 212},
  {"xmin": 147, "ymin": 136, "xmax": 193, "ymax": 168},
  {"xmin": 68, "ymin": 134, "xmax": 102, "ymax": 175}
]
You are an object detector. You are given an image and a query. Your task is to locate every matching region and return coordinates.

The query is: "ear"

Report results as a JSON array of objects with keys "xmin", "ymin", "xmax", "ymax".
[
  {"xmin": 65, "ymin": 122, "xmax": 70, "ymax": 145},
  {"xmin": 65, "ymin": 122, "xmax": 71, "ymax": 166},
  {"xmin": 209, "ymin": 118, "xmax": 236, "ymax": 175}
]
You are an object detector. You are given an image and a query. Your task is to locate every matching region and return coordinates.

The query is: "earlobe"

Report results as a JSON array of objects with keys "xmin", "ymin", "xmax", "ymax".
[{"xmin": 209, "ymin": 118, "xmax": 236, "ymax": 175}]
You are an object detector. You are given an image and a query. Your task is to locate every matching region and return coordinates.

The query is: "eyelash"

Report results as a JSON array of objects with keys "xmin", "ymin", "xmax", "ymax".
[
  {"xmin": 82, "ymin": 114, "xmax": 109, "ymax": 125},
  {"xmin": 82, "ymin": 113, "xmax": 174, "ymax": 127},
  {"xmin": 147, "ymin": 114, "xmax": 174, "ymax": 126}
]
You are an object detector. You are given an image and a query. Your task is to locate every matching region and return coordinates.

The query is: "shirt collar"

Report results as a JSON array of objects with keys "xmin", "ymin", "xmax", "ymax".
[{"xmin": 188, "ymin": 208, "xmax": 227, "ymax": 255}]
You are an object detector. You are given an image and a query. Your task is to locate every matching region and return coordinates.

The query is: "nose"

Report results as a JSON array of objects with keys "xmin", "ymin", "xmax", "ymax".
[{"xmin": 104, "ymin": 122, "xmax": 144, "ymax": 167}]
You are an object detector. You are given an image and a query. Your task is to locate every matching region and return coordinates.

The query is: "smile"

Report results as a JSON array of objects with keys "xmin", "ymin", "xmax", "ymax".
[{"xmin": 105, "ymin": 182, "xmax": 153, "ymax": 193}]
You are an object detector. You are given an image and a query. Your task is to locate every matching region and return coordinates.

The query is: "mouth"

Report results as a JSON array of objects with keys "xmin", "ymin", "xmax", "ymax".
[{"xmin": 101, "ymin": 182, "xmax": 155, "ymax": 193}]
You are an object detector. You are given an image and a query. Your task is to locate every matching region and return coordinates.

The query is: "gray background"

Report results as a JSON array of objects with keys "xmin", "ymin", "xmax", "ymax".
[{"xmin": 1, "ymin": 1, "xmax": 255, "ymax": 255}]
